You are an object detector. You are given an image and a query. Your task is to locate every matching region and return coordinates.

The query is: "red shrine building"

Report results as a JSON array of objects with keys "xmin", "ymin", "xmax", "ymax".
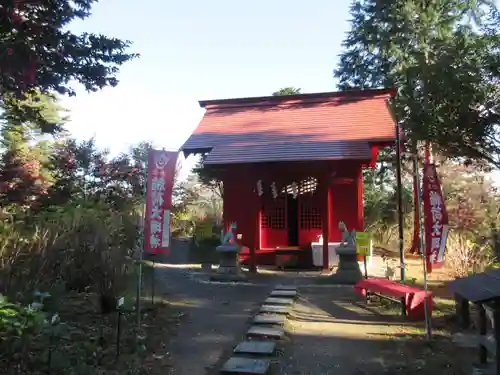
[{"xmin": 180, "ymin": 88, "xmax": 397, "ymax": 269}]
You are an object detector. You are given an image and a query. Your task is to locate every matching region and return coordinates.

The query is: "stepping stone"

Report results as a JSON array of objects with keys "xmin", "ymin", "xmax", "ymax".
[
  {"xmin": 220, "ymin": 357, "xmax": 270, "ymax": 374},
  {"xmin": 264, "ymin": 297, "xmax": 294, "ymax": 305},
  {"xmin": 253, "ymin": 314, "xmax": 286, "ymax": 326},
  {"xmin": 247, "ymin": 325, "xmax": 284, "ymax": 340},
  {"xmin": 233, "ymin": 341, "xmax": 276, "ymax": 356},
  {"xmin": 260, "ymin": 304, "xmax": 291, "ymax": 315},
  {"xmin": 270, "ymin": 290, "xmax": 298, "ymax": 298},
  {"xmin": 452, "ymin": 332, "xmax": 480, "ymax": 348},
  {"xmin": 275, "ymin": 285, "xmax": 297, "ymax": 291}
]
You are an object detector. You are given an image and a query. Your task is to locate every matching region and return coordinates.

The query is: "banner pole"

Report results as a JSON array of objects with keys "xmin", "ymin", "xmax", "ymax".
[
  {"xmin": 151, "ymin": 257, "xmax": 155, "ymax": 306},
  {"xmin": 395, "ymin": 121, "xmax": 406, "ymax": 281},
  {"xmin": 136, "ymin": 149, "xmax": 149, "ymax": 336},
  {"xmin": 414, "ymin": 154, "xmax": 432, "ymax": 340}
]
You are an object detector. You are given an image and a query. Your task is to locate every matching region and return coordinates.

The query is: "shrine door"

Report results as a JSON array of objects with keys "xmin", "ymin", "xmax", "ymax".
[{"xmin": 260, "ymin": 195, "xmax": 287, "ymax": 249}]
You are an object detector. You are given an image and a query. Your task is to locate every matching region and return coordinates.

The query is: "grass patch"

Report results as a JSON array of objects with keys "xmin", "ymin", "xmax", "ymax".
[
  {"xmin": 372, "ymin": 330, "xmax": 474, "ymax": 374},
  {"xmin": 1, "ymin": 260, "xmax": 182, "ymax": 375}
]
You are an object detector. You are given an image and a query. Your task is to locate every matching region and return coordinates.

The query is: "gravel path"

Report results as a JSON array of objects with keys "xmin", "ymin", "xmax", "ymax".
[
  {"xmin": 275, "ymin": 287, "xmax": 399, "ymax": 374},
  {"xmin": 153, "ymin": 240, "xmax": 469, "ymax": 375},
  {"xmin": 278, "ymin": 287, "xmax": 471, "ymax": 375},
  {"xmin": 155, "ymin": 240, "xmax": 272, "ymax": 375}
]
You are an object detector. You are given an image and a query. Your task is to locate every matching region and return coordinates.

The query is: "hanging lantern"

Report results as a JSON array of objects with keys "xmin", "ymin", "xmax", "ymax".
[
  {"xmin": 271, "ymin": 182, "xmax": 278, "ymax": 200},
  {"xmin": 291, "ymin": 181, "xmax": 298, "ymax": 199},
  {"xmin": 256, "ymin": 180, "xmax": 263, "ymax": 196}
]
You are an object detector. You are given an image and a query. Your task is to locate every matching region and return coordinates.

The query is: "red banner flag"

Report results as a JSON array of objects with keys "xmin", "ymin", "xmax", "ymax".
[
  {"xmin": 422, "ymin": 163, "xmax": 449, "ymax": 272},
  {"xmin": 144, "ymin": 149, "xmax": 178, "ymax": 254}
]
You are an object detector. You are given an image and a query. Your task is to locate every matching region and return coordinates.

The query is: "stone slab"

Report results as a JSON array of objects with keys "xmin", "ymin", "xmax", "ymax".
[
  {"xmin": 472, "ymin": 365, "xmax": 496, "ymax": 375},
  {"xmin": 210, "ymin": 273, "xmax": 246, "ymax": 282},
  {"xmin": 270, "ymin": 290, "xmax": 298, "ymax": 298},
  {"xmin": 452, "ymin": 332, "xmax": 480, "ymax": 348},
  {"xmin": 260, "ymin": 304, "xmax": 291, "ymax": 315},
  {"xmin": 220, "ymin": 357, "xmax": 270, "ymax": 374},
  {"xmin": 274, "ymin": 285, "xmax": 298, "ymax": 291},
  {"xmin": 264, "ymin": 297, "xmax": 294, "ymax": 305},
  {"xmin": 233, "ymin": 341, "xmax": 276, "ymax": 355},
  {"xmin": 247, "ymin": 325, "xmax": 284, "ymax": 340},
  {"xmin": 253, "ymin": 314, "xmax": 286, "ymax": 326}
]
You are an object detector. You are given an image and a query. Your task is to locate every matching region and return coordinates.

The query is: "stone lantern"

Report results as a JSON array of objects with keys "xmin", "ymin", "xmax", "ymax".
[
  {"xmin": 210, "ymin": 222, "xmax": 246, "ymax": 282},
  {"xmin": 329, "ymin": 222, "xmax": 362, "ymax": 284}
]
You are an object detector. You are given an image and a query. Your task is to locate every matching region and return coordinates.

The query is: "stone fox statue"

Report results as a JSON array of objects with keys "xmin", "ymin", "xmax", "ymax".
[
  {"xmin": 221, "ymin": 222, "xmax": 237, "ymax": 245},
  {"xmin": 338, "ymin": 221, "xmax": 355, "ymax": 247}
]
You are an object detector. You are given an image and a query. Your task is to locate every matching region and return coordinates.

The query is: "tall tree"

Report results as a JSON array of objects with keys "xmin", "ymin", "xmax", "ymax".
[
  {"xmin": 335, "ymin": 0, "xmax": 500, "ymax": 166},
  {"xmin": 192, "ymin": 157, "xmax": 224, "ymax": 199},
  {"xmin": 0, "ymin": 91, "xmax": 67, "ymax": 207},
  {"xmin": 1, "ymin": 0, "xmax": 138, "ymax": 103},
  {"xmin": 272, "ymin": 87, "xmax": 302, "ymax": 96}
]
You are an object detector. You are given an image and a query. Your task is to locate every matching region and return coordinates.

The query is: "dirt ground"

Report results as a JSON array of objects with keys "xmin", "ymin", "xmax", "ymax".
[
  {"xmin": 277, "ymin": 287, "xmax": 473, "ymax": 375},
  {"xmin": 153, "ymin": 240, "xmax": 272, "ymax": 375},
  {"xmin": 150, "ymin": 240, "xmax": 473, "ymax": 375}
]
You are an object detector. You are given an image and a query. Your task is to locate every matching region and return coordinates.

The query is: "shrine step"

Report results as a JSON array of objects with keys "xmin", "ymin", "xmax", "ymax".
[
  {"xmin": 270, "ymin": 289, "xmax": 298, "ymax": 298},
  {"xmin": 264, "ymin": 297, "xmax": 294, "ymax": 306},
  {"xmin": 260, "ymin": 304, "xmax": 291, "ymax": 315},
  {"xmin": 274, "ymin": 285, "xmax": 298, "ymax": 291},
  {"xmin": 233, "ymin": 341, "xmax": 276, "ymax": 356},
  {"xmin": 247, "ymin": 326, "xmax": 284, "ymax": 340},
  {"xmin": 253, "ymin": 314, "xmax": 286, "ymax": 326},
  {"xmin": 220, "ymin": 357, "xmax": 271, "ymax": 375}
]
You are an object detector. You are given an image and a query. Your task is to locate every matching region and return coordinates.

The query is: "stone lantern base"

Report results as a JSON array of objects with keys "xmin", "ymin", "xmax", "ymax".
[
  {"xmin": 328, "ymin": 245, "xmax": 363, "ymax": 284},
  {"xmin": 210, "ymin": 244, "xmax": 246, "ymax": 282}
]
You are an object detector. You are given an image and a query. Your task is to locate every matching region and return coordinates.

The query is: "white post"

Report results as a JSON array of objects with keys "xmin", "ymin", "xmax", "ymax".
[{"xmin": 414, "ymin": 154, "xmax": 432, "ymax": 340}]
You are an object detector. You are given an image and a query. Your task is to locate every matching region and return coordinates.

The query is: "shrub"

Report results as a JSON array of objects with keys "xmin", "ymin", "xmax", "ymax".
[
  {"xmin": 445, "ymin": 231, "xmax": 492, "ymax": 278},
  {"xmin": 0, "ymin": 294, "xmax": 46, "ymax": 371},
  {"xmin": 0, "ymin": 201, "xmax": 139, "ymax": 304}
]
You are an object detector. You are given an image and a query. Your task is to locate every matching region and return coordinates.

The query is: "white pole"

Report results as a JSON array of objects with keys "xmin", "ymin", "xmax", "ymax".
[{"xmin": 414, "ymin": 154, "xmax": 432, "ymax": 340}]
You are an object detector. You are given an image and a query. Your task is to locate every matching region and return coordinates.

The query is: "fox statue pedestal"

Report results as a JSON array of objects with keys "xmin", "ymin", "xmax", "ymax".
[
  {"xmin": 329, "ymin": 222, "xmax": 362, "ymax": 285},
  {"xmin": 210, "ymin": 243, "xmax": 246, "ymax": 282},
  {"xmin": 210, "ymin": 222, "xmax": 246, "ymax": 282},
  {"xmin": 329, "ymin": 245, "xmax": 362, "ymax": 284}
]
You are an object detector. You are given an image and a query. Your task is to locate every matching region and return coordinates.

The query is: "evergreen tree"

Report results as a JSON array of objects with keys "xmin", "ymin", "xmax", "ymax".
[
  {"xmin": 272, "ymin": 87, "xmax": 302, "ymax": 96},
  {"xmin": 0, "ymin": 92, "xmax": 66, "ymax": 207},
  {"xmin": 335, "ymin": 0, "xmax": 500, "ymax": 166},
  {"xmin": 0, "ymin": 0, "xmax": 138, "ymax": 98}
]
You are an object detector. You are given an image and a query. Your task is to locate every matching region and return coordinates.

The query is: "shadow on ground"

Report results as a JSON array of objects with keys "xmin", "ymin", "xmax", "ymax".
[
  {"xmin": 148, "ymin": 239, "xmax": 475, "ymax": 375},
  {"xmin": 277, "ymin": 286, "xmax": 477, "ymax": 375}
]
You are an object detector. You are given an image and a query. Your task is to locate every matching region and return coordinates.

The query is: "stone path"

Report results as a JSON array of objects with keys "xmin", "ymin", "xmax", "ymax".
[
  {"xmin": 154, "ymin": 240, "xmax": 472, "ymax": 375},
  {"xmin": 155, "ymin": 240, "xmax": 271, "ymax": 375},
  {"xmin": 156, "ymin": 265, "xmax": 271, "ymax": 374}
]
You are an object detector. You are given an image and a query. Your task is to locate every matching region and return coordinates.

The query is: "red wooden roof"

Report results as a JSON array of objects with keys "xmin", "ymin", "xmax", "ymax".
[{"xmin": 180, "ymin": 88, "xmax": 396, "ymax": 165}]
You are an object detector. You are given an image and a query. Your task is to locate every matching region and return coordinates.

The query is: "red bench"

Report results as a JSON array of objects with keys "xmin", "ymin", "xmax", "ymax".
[{"xmin": 354, "ymin": 278, "xmax": 432, "ymax": 321}]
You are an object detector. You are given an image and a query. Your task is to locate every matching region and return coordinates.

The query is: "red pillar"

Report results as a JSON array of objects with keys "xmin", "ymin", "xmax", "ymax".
[
  {"xmin": 249, "ymin": 193, "xmax": 258, "ymax": 273},
  {"xmin": 357, "ymin": 165, "xmax": 364, "ymax": 231},
  {"xmin": 222, "ymin": 172, "xmax": 231, "ymax": 235},
  {"xmin": 246, "ymin": 168, "xmax": 258, "ymax": 273},
  {"xmin": 322, "ymin": 175, "xmax": 330, "ymax": 270}
]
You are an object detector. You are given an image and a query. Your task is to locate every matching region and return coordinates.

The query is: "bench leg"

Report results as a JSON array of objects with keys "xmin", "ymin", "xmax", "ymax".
[
  {"xmin": 455, "ymin": 294, "xmax": 470, "ymax": 329},
  {"xmin": 479, "ymin": 304, "xmax": 488, "ymax": 365},
  {"xmin": 400, "ymin": 297, "xmax": 407, "ymax": 317},
  {"xmin": 494, "ymin": 306, "xmax": 500, "ymax": 375}
]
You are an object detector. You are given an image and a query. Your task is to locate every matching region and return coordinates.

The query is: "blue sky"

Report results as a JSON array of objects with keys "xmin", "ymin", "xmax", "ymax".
[{"xmin": 62, "ymin": 0, "xmax": 352, "ymax": 178}]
